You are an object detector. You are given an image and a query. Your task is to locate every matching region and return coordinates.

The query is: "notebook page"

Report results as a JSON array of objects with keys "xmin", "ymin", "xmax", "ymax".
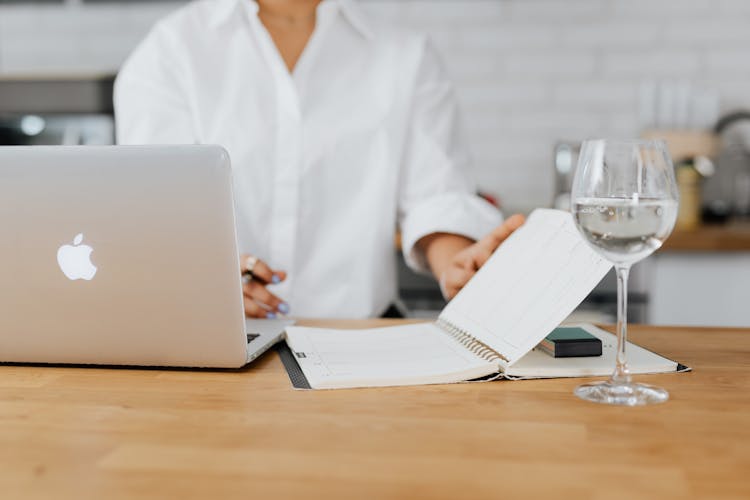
[
  {"xmin": 284, "ymin": 323, "xmax": 498, "ymax": 389},
  {"xmin": 439, "ymin": 209, "xmax": 612, "ymax": 366}
]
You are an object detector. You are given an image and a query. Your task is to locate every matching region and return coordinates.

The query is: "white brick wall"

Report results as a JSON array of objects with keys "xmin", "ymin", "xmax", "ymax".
[{"xmin": 1, "ymin": 0, "xmax": 749, "ymax": 211}]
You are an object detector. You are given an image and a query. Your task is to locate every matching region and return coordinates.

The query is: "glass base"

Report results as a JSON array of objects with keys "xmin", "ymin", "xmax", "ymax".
[{"xmin": 574, "ymin": 381, "xmax": 669, "ymax": 406}]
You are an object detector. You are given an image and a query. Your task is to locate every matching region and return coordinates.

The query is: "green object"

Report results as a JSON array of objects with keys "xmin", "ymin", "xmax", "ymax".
[{"xmin": 538, "ymin": 327, "xmax": 602, "ymax": 358}]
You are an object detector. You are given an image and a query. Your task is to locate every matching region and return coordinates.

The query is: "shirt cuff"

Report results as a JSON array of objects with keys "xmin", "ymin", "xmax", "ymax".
[{"xmin": 401, "ymin": 193, "xmax": 503, "ymax": 274}]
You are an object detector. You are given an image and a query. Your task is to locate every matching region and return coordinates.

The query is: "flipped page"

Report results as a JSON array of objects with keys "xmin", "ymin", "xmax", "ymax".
[{"xmin": 439, "ymin": 208, "xmax": 612, "ymax": 368}]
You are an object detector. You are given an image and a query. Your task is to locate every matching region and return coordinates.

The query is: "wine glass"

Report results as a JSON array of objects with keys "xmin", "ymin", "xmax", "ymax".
[{"xmin": 571, "ymin": 139, "xmax": 678, "ymax": 405}]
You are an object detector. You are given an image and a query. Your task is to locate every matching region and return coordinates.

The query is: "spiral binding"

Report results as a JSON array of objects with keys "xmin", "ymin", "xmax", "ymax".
[{"xmin": 436, "ymin": 318, "xmax": 509, "ymax": 363}]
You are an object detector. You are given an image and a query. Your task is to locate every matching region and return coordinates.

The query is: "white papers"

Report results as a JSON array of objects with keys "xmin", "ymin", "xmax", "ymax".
[
  {"xmin": 440, "ymin": 209, "xmax": 612, "ymax": 366},
  {"xmin": 282, "ymin": 209, "xmax": 650, "ymax": 390},
  {"xmin": 285, "ymin": 323, "xmax": 497, "ymax": 389}
]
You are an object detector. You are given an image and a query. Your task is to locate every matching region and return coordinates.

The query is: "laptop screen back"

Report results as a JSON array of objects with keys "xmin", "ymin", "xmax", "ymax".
[{"xmin": 0, "ymin": 145, "xmax": 247, "ymax": 367}]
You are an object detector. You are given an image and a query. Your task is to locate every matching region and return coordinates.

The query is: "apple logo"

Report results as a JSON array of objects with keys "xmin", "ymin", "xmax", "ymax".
[{"xmin": 57, "ymin": 233, "xmax": 97, "ymax": 281}]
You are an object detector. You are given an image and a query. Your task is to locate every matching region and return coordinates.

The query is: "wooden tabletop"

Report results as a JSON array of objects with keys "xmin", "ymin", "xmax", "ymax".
[
  {"xmin": 0, "ymin": 320, "xmax": 748, "ymax": 500},
  {"xmin": 661, "ymin": 221, "xmax": 750, "ymax": 252}
]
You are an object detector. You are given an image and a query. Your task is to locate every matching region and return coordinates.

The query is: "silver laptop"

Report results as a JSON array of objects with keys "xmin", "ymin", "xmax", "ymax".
[{"xmin": 0, "ymin": 145, "xmax": 292, "ymax": 368}]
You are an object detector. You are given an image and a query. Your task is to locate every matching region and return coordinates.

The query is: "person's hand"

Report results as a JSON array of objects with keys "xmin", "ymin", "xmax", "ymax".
[
  {"xmin": 439, "ymin": 214, "xmax": 526, "ymax": 300},
  {"xmin": 240, "ymin": 254, "xmax": 290, "ymax": 318}
]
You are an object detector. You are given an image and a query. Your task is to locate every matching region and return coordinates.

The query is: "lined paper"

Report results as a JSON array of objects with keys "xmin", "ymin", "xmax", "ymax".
[
  {"xmin": 284, "ymin": 323, "xmax": 497, "ymax": 389},
  {"xmin": 440, "ymin": 209, "xmax": 612, "ymax": 366}
]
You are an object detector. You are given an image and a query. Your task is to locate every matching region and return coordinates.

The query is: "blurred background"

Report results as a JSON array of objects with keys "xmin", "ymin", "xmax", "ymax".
[{"xmin": 1, "ymin": 0, "xmax": 749, "ymax": 325}]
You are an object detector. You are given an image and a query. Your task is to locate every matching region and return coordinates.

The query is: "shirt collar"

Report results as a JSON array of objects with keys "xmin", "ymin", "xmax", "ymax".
[
  {"xmin": 207, "ymin": 0, "xmax": 248, "ymax": 29},
  {"xmin": 207, "ymin": 0, "xmax": 373, "ymax": 40},
  {"xmin": 337, "ymin": 0, "xmax": 374, "ymax": 40}
]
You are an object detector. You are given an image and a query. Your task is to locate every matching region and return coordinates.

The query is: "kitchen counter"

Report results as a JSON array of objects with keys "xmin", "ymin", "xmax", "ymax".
[
  {"xmin": 0, "ymin": 74, "xmax": 115, "ymax": 114},
  {"xmin": 660, "ymin": 221, "xmax": 750, "ymax": 252},
  {"xmin": 650, "ymin": 222, "xmax": 750, "ymax": 327}
]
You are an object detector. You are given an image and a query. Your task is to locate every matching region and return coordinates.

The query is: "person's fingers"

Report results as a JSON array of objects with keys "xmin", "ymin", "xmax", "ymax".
[
  {"xmin": 241, "ymin": 255, "xmax": 285, "ymax": 285},
  {"xmin": 247, "ymin": 258, "xmax": 274, "ymax": 283},
  {"xmin": 483, "ymin": 214, "xmax": 526, "ymax": 248},
  {"xmin": 470, "ymin": 246, "xmax": 495, "ymax": 270},
  {"xmin": 473, "ymin": 214, "xmax": 526, "ymax": 256},
  {"xmin": 441, "ymin": 265, "xmax": 475, "ymax": 300},
  {"xmin": 454, "ymin": 249, "xmax": 475, "ymax": 271},
  {"xmin": 243, "ymin": 280, "xmax": 287, "ymax": 312},
  {"xmin": 243, "ymin": 296, "xmax": 268, "ymax": 318},
  {"xmin": 440, "ymin": 215, "xmax": 526, "ymax": 299}
]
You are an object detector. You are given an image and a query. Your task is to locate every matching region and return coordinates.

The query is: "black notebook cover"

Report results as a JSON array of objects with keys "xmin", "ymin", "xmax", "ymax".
[{"xmin": 276, "ymin": 343, "xmax": 312, "ymax": 389}]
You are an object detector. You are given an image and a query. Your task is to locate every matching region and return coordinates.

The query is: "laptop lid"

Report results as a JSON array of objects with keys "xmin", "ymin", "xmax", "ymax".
[{"xmin": 0, "ymin": 145, "xmax": 248, "ymax": 367}]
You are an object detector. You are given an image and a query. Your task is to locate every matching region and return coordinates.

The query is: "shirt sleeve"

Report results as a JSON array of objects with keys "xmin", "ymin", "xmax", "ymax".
[
  {"xmin": 398, "ymin": 38, "xmax": 502, "ymax": 274},
  {"xmin": 114, "ymin": 23, "xmax": 196, "ymax": 145}
]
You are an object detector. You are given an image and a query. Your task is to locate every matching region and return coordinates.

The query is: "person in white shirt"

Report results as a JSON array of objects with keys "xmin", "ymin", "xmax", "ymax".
[{"xmin": 115, "ymin": 0, "xmax": 524, "ymax": 319}]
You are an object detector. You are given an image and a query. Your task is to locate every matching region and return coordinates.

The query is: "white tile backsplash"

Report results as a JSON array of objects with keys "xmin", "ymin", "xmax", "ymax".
[
  {"xmin": 601, "ymin": 51, "xmax": 702, "ymax": 77},
  {"xmin": 1, "ymin": 0, "xmax": 749, "ymax": 211}
]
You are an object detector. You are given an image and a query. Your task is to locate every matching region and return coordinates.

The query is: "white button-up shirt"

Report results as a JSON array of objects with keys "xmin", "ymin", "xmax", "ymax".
[{"xmin": 115, "ymin": 0, "xmax": 501, "ymax": 318}]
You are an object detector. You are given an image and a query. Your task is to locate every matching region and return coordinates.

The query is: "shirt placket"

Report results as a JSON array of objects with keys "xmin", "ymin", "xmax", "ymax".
[
  {"xmin": 246, "ymin": 11, "xmax": 303, "ymax": 298},
  {"xmin": 271, "ymin": 79, "xmax": 302, "ymax": 294}
]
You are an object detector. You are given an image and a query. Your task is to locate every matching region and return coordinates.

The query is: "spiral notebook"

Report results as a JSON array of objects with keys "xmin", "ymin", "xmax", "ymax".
[{"xmin": 283, "ymin": 209, "xmax": 686, "ymax": 390}]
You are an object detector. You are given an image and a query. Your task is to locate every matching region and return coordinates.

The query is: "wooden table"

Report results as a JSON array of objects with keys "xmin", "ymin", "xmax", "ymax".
[{"xmin": 0, "ymin": 321, "xmax": 748, "ymax": 500}]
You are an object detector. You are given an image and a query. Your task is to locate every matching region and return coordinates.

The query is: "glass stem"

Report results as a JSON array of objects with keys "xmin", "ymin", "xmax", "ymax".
[{"xmin": 612, "ymin": 264, "xmax": 632, "ymax": 386}]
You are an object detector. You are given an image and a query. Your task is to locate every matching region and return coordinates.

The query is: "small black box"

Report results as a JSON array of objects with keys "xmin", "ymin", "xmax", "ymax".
[{"xmin": 537, "ymin": 327, "xmax": 602, "ymax": 358}]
